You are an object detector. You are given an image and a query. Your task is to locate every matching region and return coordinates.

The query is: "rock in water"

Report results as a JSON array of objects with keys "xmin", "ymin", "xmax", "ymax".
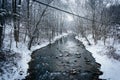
[{"xmin": 59, "ymin": 54, "xmax": 63, "ymax": 57}]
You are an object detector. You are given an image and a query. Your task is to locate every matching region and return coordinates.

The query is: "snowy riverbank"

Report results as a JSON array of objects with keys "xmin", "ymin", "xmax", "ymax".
[
  {"xmin": 0, "ymin": 24, "xmax": 69, "ymax": 80},
  {"xmin": 75, "ymin": 35, "xmax": 120, "ymax": 80}
]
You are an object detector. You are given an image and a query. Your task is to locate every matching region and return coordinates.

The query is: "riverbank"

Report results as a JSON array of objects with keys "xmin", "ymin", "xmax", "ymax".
[
  {"xmin": 0, "ymin": 24, "xmax": 69, "ymax": 80},
  {"xmin": 26, "ymin": 34, "xmax": 101, "ymax": 80},
  {"xmin": 75, "ymin": 35, "xmax": 120, "ymax": 80}
]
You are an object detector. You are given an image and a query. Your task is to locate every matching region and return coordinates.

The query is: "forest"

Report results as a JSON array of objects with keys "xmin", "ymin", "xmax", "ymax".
[{"xmin": 0, "ymin": 0, "xmax": 120, "ymax": 80}]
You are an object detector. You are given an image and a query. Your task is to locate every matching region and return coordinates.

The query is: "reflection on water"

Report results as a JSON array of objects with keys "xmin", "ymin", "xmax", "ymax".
[{"xmin": 26, "ymin": 34, "xmax": 102, "ymax": 80}]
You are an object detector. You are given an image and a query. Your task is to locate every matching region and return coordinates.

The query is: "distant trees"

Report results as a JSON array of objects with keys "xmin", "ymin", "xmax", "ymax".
[
  {"xmin": 77, "ymin": 0, "xmax": 120, "ymax": 44},
  {"xmin": 106, "ymin": 4, "xmax": 120, "ymax": 41},
  {"xmin": 107, "ymin": 5, "xmax": 120, "ymax": 25},
  {"xmin": 1, "ymin": 0, "xmax": 64, "ymax": 50},
  {"xmin": 84, "ymin": 0, "xmax": 104, "ymax": 44},
  {"xmin": 27, "ymin": 0, "xmax": 54, "ymax": 50},
  {"xmin": 1, "ymin": 0, "xmax": 120, "ymax": 50},
  {"xmin": 72, "ymin": 0, "xmax": 120, "ymax": 45}
]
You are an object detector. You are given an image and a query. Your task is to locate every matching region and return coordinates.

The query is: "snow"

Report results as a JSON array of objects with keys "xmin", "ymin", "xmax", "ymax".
[
  {"xmin": 106, "ymin": 3, "xmax": 111, "ymax": 8},
  {"xmin": 2, "ymin": 23, "xmax": 120, "ymax": 80},
  {"xmin": 75, "ymin": 35, "xmax": 120, "ymax": 80},
  {"xmin": 1, "ymin": 24, "xmax": 31, "ymax": 80},
  {"xmin": 31, "ymin": 33, "xmax": 68, "ymax": 51},
  {"xmin": 1, "ymin": 24, "xmax": 69, "ymax": 80}
]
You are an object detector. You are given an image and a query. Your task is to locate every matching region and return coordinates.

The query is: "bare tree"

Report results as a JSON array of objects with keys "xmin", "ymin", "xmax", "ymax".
[
  {"xmin": 12, "ymin": 0, "xmax": 19, "ymax": 47},
  {"xmin": 28, "ymin": 0, "xmax": 54, "ymax": 50},
  {"xmin": 0, "ymin": 0, "xmax": 6, "ymax": 49}
]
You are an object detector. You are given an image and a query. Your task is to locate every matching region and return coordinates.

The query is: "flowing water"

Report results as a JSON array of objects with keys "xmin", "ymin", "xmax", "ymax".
[{"xmin": 25, "ymin": 34, "xmax": 102, "ymax": 80}]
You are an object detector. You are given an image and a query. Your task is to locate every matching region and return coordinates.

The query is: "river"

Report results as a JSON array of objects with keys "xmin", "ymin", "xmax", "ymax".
[{"xmin": 25, "ymin": 34, "xmax": 102, "ymax": 80}]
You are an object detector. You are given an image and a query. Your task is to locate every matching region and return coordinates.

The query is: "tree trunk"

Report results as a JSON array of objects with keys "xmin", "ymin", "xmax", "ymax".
[
  {"xmin": 12, "ymin": 0, "xmax": 19, "ymax": 47},
  {"xmin": 28, "ymin": 37, "xmax": 34, "ymax": 50},
  {"xmin": 24, "ymin": 0, "xmax": 30, "ymax": 42},
  {"xmin": 0, "ymin": 25, "xmax": 3, "ymax": 49},
  {"xmin": 0, "ymin": 0, "xmax": 6, "ymax": 49},
  {"xmin": 92, "ymin": 10, "xmax": 97, "ymax": 44},
  {"xmin": 28, "ymin": 0, "xmax": 54, "ymax": 50}
]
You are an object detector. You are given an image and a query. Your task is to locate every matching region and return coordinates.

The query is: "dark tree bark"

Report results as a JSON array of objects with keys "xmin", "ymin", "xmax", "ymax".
[
  {"xmin": 1, "ymin": 0, "xmax": 5, "ymax": 9},
  {"xmin": 17, "ymin": 0, "xmax": 21, "ymax": 41},
  {"xmin": 0, "ymin": 0, "xmax": 6, "ymax": 49},
  {"xmin": 12, "ymin": 0, "xmax": 20, "ymax": 47},
  {"xmin": 0, "ymin": 23, "xmax": 3, "ymax": 49},
  {"xmin": 24, "ymin": 0, "xmax": 30, "ymax": 42}
]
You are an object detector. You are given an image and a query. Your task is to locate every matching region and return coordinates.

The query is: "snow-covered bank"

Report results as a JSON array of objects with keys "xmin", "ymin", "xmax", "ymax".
[
  {"xmin": 1, "ymin": 24, "xmax": 69, "ymax": 80},
  {"xmin": 31, "ymin": 33, "xmax": 68, "ymax": 51},
  {"xmin": 75, "ymin": 35, "xmax": 120, "ymax": 80}
]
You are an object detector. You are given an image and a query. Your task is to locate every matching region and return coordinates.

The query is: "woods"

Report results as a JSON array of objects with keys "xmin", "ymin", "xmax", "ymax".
[
  {"xmin": 0, "ymin": 0, "xmax": 120, "ymax": 50},
  {"xmin": 0, "ymin": 0, "xmax": 120, "ymax": 80}
]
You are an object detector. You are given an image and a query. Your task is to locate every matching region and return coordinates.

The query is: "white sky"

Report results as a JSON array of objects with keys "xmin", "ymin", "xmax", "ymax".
[
  {"xmin": 61, "ymin": 0, "xmax": 75, "ymax": 4},
  {"xmin": 66, "ymin": 14, "xmax": 74, "ymax": 22}
]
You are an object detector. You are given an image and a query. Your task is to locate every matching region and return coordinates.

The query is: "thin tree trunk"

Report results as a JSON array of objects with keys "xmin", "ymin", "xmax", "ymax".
[
  {"xmin": 0, "ymin": 25, "xmax": 3, "ymax": 49},
  {"xmin": 0, "ymin": 0, "xmax": 6, "ymax": 49},
  {"xmin": 28, "ymin": 0, "xmax": 54, "ymax": 50},
  {"xmin": 12, "ymin": 0, "xmax": 19, "ymax": 47},
  {"xmin": 24, "ymin": 0, "xmax": 30, "ymax": 42},
  {"xmin": 84, "ymin": 35, "xmax": 91, "ymax": 45}
]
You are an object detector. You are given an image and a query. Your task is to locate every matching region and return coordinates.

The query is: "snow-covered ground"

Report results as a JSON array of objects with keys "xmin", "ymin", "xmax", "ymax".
[
  {"xmin": 31, "ymin": 33, "xmax": 68, "ymax": 51},
  {"xmin": 75, "ymin": 35, "xmax": 120, "ymax": 80},
  {"xmin": 1, "ymin": 23, "xmax": 120, "ymax": 80},
  {"xmin": 0, "ymin": 24, "xmax": 69, "ymax": 80}
]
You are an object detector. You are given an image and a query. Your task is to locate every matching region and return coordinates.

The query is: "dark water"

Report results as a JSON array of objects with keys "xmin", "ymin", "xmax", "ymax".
[{"xmin": 25, "ymin": 34, "xmax": 102, "ymax": 80}]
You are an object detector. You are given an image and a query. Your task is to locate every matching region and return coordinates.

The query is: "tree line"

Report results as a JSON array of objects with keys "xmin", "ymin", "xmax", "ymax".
[
  {"xmin": 0, "ymin": 0, "xmax": 120, "ymax": 50},
  {"xmin": 76, "ymin": 0, "xmax": 120, "ymax": 45}
]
